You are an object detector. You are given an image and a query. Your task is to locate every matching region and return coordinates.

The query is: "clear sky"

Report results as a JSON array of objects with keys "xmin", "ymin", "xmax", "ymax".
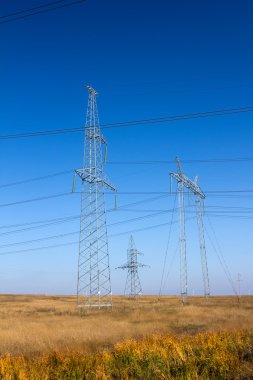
[{"xmin": 0, "ymin": 0, "xmax": 253, "ymax": 296}]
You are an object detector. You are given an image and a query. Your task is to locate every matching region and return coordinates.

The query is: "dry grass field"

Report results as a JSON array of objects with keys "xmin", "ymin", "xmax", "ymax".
[
  {"xmin": 0, "ymin": 295, "xmax": 252, "ymax": 378},
  {"xmin": 0, "ymin": 294, "xmax": 252, "ymax": 356}
]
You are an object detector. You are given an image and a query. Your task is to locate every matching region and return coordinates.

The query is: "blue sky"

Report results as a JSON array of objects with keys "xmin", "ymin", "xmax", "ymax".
[{"xmin": 0, "ymin": 0, "xmax": 253, "ymax": 295}]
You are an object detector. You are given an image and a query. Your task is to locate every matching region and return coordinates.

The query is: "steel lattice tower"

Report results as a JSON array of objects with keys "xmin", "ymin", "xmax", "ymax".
[
  {"xmin": 116, "ymin": 236, "xmax": 147, "ymax": 297},
  {"xmin": 74, "ymin": 85, "xmax": 116, "ymax": 308},
  {"xmin": 170, "ymin": 157, "xmax": 210, "ymax": 302}
]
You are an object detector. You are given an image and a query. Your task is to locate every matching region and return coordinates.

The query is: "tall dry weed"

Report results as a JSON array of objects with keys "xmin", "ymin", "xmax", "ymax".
[{"xmin": 0, "ymin": 332, "xmax": 252, "ymax": 379}]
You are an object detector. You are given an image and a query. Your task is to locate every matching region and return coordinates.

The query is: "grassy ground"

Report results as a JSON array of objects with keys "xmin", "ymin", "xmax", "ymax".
[
  {"xmin": 0, "ymin": 332, "xmax": 252, "ymax": 379},
  {"xmin": 0, "ymin": 294, "xmax": 252, "ymax": 357}
]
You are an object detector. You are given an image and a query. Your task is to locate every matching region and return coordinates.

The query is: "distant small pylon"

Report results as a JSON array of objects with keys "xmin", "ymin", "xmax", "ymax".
[{"xmin": 116, "ymin": 236, "xmax": 148, "ymax": 298}]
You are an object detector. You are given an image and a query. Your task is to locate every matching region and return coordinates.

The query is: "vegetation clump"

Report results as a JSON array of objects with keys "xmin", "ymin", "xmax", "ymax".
[{"xmin": 0, "ymin": 331, "xmax": 252, "ymax": 379}]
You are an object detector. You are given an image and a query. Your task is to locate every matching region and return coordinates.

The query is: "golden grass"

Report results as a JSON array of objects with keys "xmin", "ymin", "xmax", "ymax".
[
  {"xmin": 0, "ymin": 332, "xmax": 252, "ymax": 379},
  {"xmin": 0, "ymin": 294, "xmax": 252, "ymax": 356}
]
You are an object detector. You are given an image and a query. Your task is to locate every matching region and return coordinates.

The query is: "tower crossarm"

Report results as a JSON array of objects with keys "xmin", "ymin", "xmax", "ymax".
[
  {"xmin": 116, "ymin": 263, "xmax": 129, "ymax": 270},
  {"xmin": 137, "ymin": 263, "xmax": 149, "ymax": 268},
  {"xmin": 116, "ymin": 263, "xmax": 147, "ymax": 270},
  {"xmin": 75, "ymin": 169, "xmax": 116, "ymax": 192},
  {"xmin": 86, "ymin": 84, "xmax": 98, "ymax": 96},
  {"xmin": 170, "ymin": 172, "xmax": 205, "ymax": 199}
]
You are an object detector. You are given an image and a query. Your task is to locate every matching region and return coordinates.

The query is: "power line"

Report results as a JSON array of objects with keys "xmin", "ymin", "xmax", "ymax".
[
  {"xmin": 0, "ymin": 216, "xmax": 79, "ymax": 237},
  {"xmin": 0, "ymin": 215, "xmax": 78, "ymax": 230},
  {"xmin": 0, "ymin": 1, "xmax": 66, "ymax": 19},
  {"xmin": 206, "ymin": 205, "xmax": 253, "ymax": 210},
  {"xmin": 102, "ymin": 106, "xmax": 253, "ymax": 129},
  {"xmin": 204, "ymin": 195, "xmax": 253, "ymax": 199},
  {"xmin": 107, "ymin": 157, "xmax": 253, "ymax": 165},
  {"xmin": 1, "ymin": 156, "xmax": 253, "ymax": 189},
  {"xmin": 0, "ymin": 189, "xmax": 253, "ymax": 209},
  {"xmin": 1, "ymin": 106, "xmax": 253, "ymax": 140},
  {"xmin": 0, "ymin": 210, "xmax": 172, "ymax": 249},
  {"xmin": 117, "ymin": 209, "xmax": 253, "ymax": 218},
  {"xmin": 205, "ymin": 214, "xmax": 253, "ymax": 220},
  {"xmin": 78, "ymin": 189, "xmax": 253, "ymax": 194},
  {"xmin": 1, "ymin": 203, "xmax": 252, "ymax": 234},
  {"xmin": 119, "ymin": 205, "xmax": 253, "ymax": 212},
  {"xmin": 0, "ymin": 0, "xmax": 87, "ymax": 25},
  {"xmin": 0, "ymin": 210, "xmax": 251, "ymax": 257},
  {"xmin": 0, "ymin": 170, "xmax": 73, "ymax": 189},
  {"xmin": 0, "ymin": 208, "xmax": 252, "ymax": 256},
  {"xmin": 0, "ymin": 231, "xmax": 78, "ymax": 249},
  {"xmin": 66, "ymin": 189, "xmax": 253, "ymax": 194},
  {"xmin": 0, "ymin": 195, "xmax": 169, "ymax": 234},
  {"xmin": 0, "ymin": 241, "xmax": 78, "ymax": 256},
  {"xmin": 0, "ymin": 192, "xmax": 71, "ymax": 208},
  {"xmin": 159, "ymin": 194, "xmax": 177, "ymax": 296},
  {"xmin": 205, "ymin": 217, "xmax": 238, "ymax": 297},
  {"xmin": 0, "ymin": 217, "xmax": 196, "ymax": 256}
]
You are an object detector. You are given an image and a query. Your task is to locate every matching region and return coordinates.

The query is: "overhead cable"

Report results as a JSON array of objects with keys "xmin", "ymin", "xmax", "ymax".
[
  {"xmin": 0, "ymin": 0, "xmax": 87, "ymax": 25},
  {"xmin": 0, "ymin": 217, "xmax": 196, "ymax": 256},
  {"xmin": 1, "ymin": 106, "xmax": 253, "ymax": 140},
  {"xmin": 0, "ymin": 190, "xmax": 253, "ymax": 209}
]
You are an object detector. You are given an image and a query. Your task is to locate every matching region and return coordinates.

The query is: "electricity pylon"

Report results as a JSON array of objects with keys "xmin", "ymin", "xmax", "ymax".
[
  {"xmin": 116, "ymin": 236, "xmax": 148, "ymax": 297},
  {"xmin": 73, "ymin": 85, "xmax": 116, "ymax": 308},
  {"xmin": 170, "ymin": 157, "xmax": 210, "ymax": 302}
]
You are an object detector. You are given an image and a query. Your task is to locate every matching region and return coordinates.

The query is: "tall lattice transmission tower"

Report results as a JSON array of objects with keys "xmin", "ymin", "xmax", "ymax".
[
  {"xmin": 170, "ymin": 157, "xmax": 210, "ymax": 302},
  {"xmin": 116, "ymin": 236, "xmax": 148, "ymax": 297},
  {"xmin": 73, "ymin": 85, "xmax": 116, "ymax": 308}
]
